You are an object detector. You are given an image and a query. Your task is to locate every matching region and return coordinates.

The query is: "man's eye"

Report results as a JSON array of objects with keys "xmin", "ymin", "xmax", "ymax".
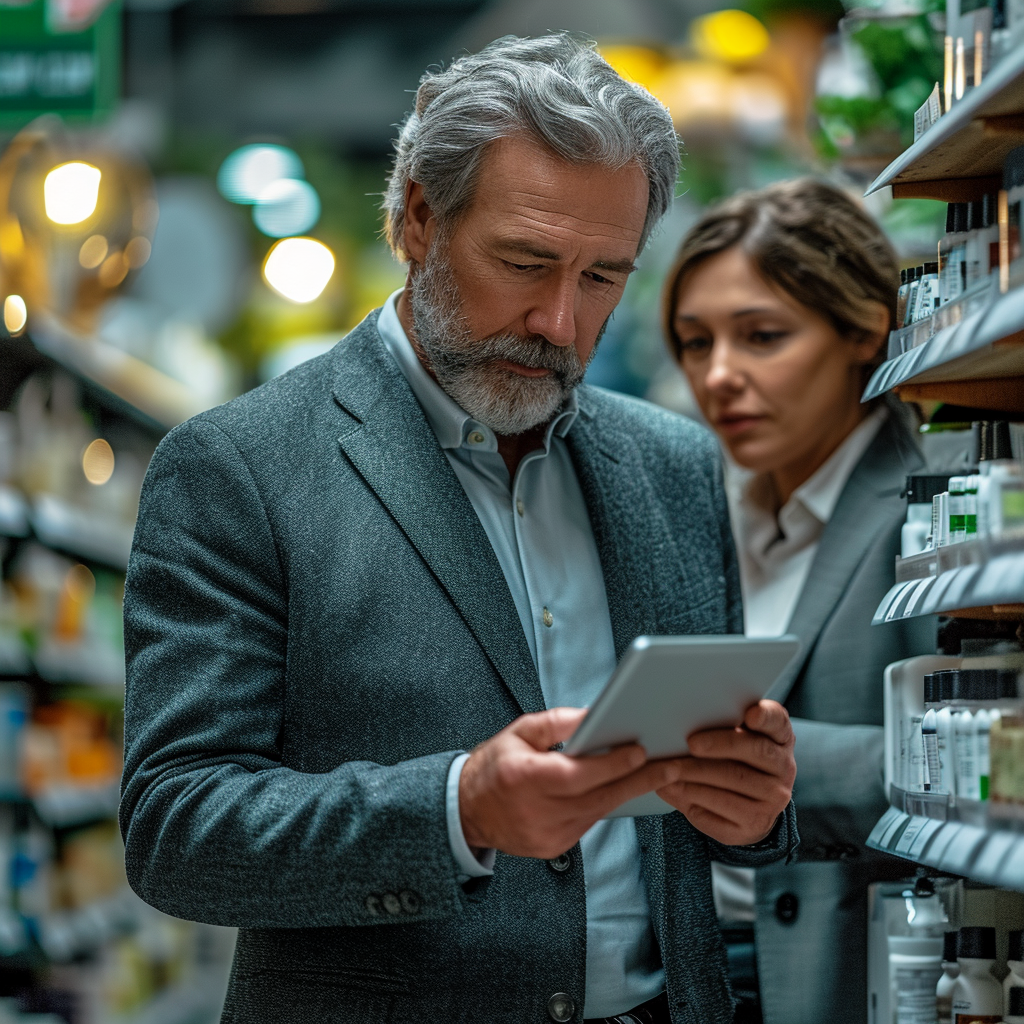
[
  {"xmin": 505, "ymin": 261, "xmax": 539, "ymax": 272},
  {"xmin": 586, "ymin": 271, "xmax": 613, "ymax": 286}
]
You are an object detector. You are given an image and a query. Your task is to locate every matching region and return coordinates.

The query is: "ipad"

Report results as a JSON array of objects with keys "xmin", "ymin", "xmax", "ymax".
[{"xmin": 563, "ymin": 634, "xmax": 800, "ymax": 818}]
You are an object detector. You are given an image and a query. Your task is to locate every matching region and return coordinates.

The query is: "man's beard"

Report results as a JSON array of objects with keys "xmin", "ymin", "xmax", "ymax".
[{"xmin": 408, "ymin": 244, "xmax": 601, "ymax": 435}]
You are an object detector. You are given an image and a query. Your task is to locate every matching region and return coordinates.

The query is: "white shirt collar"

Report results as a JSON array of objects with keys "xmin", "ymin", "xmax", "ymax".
[{"xmin": 376, "ymin": 288, "xmax": 579, "ymax": 454}]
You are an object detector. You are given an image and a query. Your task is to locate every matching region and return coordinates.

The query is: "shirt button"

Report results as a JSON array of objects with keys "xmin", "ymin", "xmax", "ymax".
[
  {"xmin": 547, "ymin": 992, "xmax": 575, "ymax": 1022},
  {"xmin": 548, "ymin": 852, "xmax": 572, "ymax": 873},
  {"xmin": 542, "ymin": 607, "xmax": 553, "ymax": 628},
  {"xmin": 516, "ymin": 498, "xmax": 525, "ymax": 517},
  {"xmin": 468, "ymin": 430, "xmax": 485, "ymax": 445}
]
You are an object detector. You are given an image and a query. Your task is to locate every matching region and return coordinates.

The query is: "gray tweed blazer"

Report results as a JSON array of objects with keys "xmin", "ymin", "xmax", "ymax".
[{"xmin": 119, "ymin": 313, "xmax": 797, "ymax": 1024}]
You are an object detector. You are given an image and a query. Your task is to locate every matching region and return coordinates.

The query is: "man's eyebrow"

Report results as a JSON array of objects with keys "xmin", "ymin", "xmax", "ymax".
[{"xmin": 496, "ymin": 239, "xmax": 637, "ymax": 275}]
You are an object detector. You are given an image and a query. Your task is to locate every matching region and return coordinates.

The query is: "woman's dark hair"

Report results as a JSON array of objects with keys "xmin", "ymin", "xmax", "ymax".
[{"xmin": 662, "ymin": 177, "xmax": 899, "ymax": 378}]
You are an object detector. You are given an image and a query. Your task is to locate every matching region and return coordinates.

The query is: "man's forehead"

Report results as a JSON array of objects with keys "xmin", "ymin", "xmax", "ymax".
[{"xmin": 469, "ymin": 136, "xmax": 649, "ymax": 246}]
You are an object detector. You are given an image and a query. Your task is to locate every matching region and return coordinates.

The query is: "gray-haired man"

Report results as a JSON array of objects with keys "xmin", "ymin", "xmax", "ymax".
[{"xmin": 120, "ymin": 34, "xmax": 797, "ymax": 1024}]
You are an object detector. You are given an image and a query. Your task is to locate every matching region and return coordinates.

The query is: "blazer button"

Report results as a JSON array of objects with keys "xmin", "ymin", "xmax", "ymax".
[
  {"xmin": 399, "ymin": 889, "xmax": 421, "ymax": 914},
  {"xmin": 547, "ymin": 992, "xmax": 575, "ymax": 1022},
  {"xmin": 548, "ymin": 853, "xmax": 572, "ymax": 874},
  {"xmin": 775, "ymin": 892, "xmax": 799, "ymax": 924},
  {"xmin": 382, "ymin": 892, "xmax": 402, "ymax": 916},
  {"xmin": 365, "ymin": 894, "xmax": 381, "ymax": 916}
]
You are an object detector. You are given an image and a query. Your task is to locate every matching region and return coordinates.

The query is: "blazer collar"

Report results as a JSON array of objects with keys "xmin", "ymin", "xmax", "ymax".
[
  {"xmin": 771, "ymin": 407, "xmax": 923, "ymax": 702},
  {"xmin": 329, "ymin": 314, "xmax": 544, "ymax": 716}
]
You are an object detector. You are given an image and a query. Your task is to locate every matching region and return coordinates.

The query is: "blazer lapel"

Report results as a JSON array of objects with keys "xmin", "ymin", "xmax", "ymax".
[
  {"xmin": 771, "ymin": 411, "xmax": 922, "ymax": 703},
  {"xmin": 566, "ymin": 394, "xmax": 661, "ymax": 660},
  {"xmin": 330, "ymin": 317, "xmax": 544, "ymax": 716}
]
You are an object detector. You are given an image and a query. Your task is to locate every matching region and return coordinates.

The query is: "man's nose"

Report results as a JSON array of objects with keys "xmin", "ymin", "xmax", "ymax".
[{"xmin": 524, "ymin": 276, "xmax": 578, "ymax": 348}]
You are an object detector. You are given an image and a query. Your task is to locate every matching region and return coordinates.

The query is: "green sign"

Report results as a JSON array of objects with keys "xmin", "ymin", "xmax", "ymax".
[{"xmin": 0, "ymin": 0, "xmax": 121, "ymax": 129}]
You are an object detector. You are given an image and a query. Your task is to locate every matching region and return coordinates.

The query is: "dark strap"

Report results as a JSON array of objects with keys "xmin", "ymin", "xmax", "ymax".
[{"xmin": 584, "ymin": 991, "xmax": 670, "ymax": 1024}]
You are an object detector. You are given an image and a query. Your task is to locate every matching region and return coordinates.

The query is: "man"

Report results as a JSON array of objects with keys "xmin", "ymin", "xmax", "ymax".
[{"xmin": 120, "ymin": 34, "xmax": 797, "ymax": 1024}]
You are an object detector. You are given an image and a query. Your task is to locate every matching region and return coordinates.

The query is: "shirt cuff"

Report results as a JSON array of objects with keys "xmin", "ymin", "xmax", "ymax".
[{"xmin": 446, "ymin": 753, "xmax": 496, "ymax": 881}]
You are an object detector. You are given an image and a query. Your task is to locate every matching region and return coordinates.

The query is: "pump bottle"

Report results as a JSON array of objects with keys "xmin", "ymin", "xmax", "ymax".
[
  {"xmin": 1005, "ymin": 931, "xmax": 1024, "ymax": 1014},
  {"xmin": 936, "ymin": 930, "xmax": 960, "ymax": 1024}
]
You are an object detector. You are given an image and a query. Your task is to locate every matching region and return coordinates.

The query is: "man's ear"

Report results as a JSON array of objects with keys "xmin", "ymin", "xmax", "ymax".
[{"xmin": 403, "ymin": 180, "xmax": 436, "ymax": 265}]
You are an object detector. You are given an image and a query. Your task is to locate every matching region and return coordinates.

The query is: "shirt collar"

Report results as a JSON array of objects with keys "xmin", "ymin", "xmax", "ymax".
[{"xmin": 376, "ymin": 288, "xmax": 579, "ymax": 454}]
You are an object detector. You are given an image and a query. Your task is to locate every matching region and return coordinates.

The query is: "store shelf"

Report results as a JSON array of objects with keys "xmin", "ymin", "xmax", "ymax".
[
  {"xmin": 120, "ymin": 967, "xmax": 229, "ymax": 1024},
  {"xmin": 874, "ymin": 536, "xmax": 1024, "ymax": 622},
  {"xmin": 29, "ymin": 782, "xmax": 120, "ymax": 829},
  {"xmin": 862, "ymin": 278, "xmax": 1024, "ymax": 409},
  {"xmin": 33, "ymin": 639, "xmax": 125, "ymax": 689},
  {"xmin": 0, "ymin": 487, "xmax": 29, "ymax": 538},
  {"xmin": 868, "ymin": 804, "xmax": 1024, "ymax": 889},
  {"xmin": 865, "ymin": 42, "xmax": 1024, "ymax": 201},
  {"xmin": 28, "ymin": 318, "xmax": 206, "ymax": 434},
  {"xmin": 29, "ymin": 494, "xmax": 133, "ymax": 572},
  {"xmin": 35, "ymin": 887, "xmax": 145, "ymax": 963}
]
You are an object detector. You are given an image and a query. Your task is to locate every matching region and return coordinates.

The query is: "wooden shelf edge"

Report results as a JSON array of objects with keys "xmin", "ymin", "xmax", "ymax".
[
  {"xmin": 894, "ymin": 376, "xmax": 1024, "ymax": 413},
  {"xmin": 892, "ymin": 176, "xmax": 1003, "ymax": 202}
]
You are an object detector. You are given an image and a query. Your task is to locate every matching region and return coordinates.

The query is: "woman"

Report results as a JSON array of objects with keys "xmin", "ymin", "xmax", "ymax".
[{"xmin": 662, "ymin": 178, "xmax": 936, "ymax": 1024}]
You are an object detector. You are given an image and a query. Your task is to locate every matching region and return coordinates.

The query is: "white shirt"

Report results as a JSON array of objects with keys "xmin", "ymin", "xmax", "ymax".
[
  {"xmin": 375, "ymin": 291, "xmax": 664, "ymax": 1017},
  {"xmin": 711, "ymin": 407, "xmax": 887, "ymax": 921}
]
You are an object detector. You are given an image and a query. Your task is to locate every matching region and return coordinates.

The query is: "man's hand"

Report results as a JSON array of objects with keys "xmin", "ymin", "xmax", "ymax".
[
  {"xmin": 656, "ymin": 699, "xmax": 795, "ymax": 847},
  {"xmin": 459, "ymin": 707, "xmax": 685, "ymax": 859}
]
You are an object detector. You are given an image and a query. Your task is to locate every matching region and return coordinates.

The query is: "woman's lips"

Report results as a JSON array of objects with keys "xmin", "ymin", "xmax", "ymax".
[
  {"xmin": 494, "ymin": 359, "xmax": 551, "ymax": 378},
  {"xmin": 715, "ymin": 414, "xmax": 766, "ymax": 436}
]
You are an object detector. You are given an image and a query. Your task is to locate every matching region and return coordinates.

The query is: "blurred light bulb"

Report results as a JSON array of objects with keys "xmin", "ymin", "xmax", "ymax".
[
  {"xmin": 253, "ymin": 178, "xmax": 321, "ymax": 237},
  {"xmin": 125, "ymin": 235, "xmax": 152, "ymax": 268},
  {"xmin": 263, "ymin": 237, "xmax": 335, "ymax": 303},
  {"xmin": 82, "ymin": 438, "xmax": 115, "ymax": 484},
  {"xmin": 218, "ymin": 145, "xmax": 304, "ymax": 205},
  {"xmin": 44, "ymin": 161, "xmax": 102, "ymax": 225},
  {"xmin": 98, "ymin": 251, "xmax": 129, "ymax": 288},
  {"xmin": 3, "ymin": 294, "xmax": 27, "ymax": 334},
  {"xmin": 692, "ymin": 10, "xmax": 770, "ymax": 63},
  {"xmin": 79, "ymin": 234, "xmax": 108, "ymax": 269}
]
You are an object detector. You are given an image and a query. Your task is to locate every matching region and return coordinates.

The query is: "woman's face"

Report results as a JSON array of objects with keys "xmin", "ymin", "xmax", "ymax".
[{"xmin": 672, "ymin": 245, "xmax": 885, "ymax": 500}]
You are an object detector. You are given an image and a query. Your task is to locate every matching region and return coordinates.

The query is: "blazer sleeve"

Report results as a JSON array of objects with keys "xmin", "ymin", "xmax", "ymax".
[{"xmin": 120, "ymin": 417, "xmax": 470, "ymax": 930}]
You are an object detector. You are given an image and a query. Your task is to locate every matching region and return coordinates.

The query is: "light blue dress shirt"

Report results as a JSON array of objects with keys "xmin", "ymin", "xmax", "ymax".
[{"xmin": 376, "ymin": 291, "xmax": 665, "ymax": 1017}]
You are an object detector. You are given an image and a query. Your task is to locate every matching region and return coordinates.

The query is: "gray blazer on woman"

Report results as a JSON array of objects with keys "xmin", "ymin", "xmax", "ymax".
[
  {"xmin": 119, "ymin": 314, "xmax": 796, "ymax": 1024},
  {"xmin": 752, "ymin": 409, "xmax": 936, "ymax": 1024}
]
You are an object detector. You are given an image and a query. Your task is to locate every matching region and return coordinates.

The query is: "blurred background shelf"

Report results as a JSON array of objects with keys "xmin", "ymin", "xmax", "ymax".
[
  {"xmin": 865, "ymin": 41, "xmax": 1024, "ymax": 201},
  {"xmin": 863, "ymin": 279, "xmax": 1024, "ymax": 411},
  {"xmin": 873, "ymin": 537, "xmax": 1024, "ymax": 622},
  {"xmin": 867, "ymin": 806, "xmax": 1024, "ymax": 889}
]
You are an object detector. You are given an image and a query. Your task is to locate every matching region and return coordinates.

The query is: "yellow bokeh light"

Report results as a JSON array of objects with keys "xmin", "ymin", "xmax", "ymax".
[
  {"xmin": 263, "ymin": 237, "xmax": 335, "ymax": 303},
  {"xmin": 691, "ymin": 10, "xmax": 770, "ymax": 64},
  {"xmin": 98, "ymin": 251, "xmax": 129, "ymax": 289},
  {"xmin": 599, "ymin": 45, "xmax": 667, "ymax": 94},
  {"xmin": 3, "ymin": 294, "xmax": 27, "ymax": 334},
  {"xmin": 82, "ymin": 438, "xmax": 115, "ymax": 485},
  {"xmin": 79, "ymin": 234, "xmax": 108, "ymax": 269},
  {"xmin": 44, "ymin": 161, "xmax": 102, "ymax": 226},
  {"xmin": 125, "ymin": 235, "xmax": 152, "ymax": 268}
]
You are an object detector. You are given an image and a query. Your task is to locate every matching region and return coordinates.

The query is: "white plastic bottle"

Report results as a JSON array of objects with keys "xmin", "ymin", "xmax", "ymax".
[
  {"xmin": 1005, "ymin": 931, "xmax": 1024, "ymax": 1015},
  {"xmin": 1008, "ymin": 985, "xmax": 1024, "ymax": 1024},
  {"xmin": 936, "ymin": 670, "xmax": 957, "ymax": 795},
  {"xmin": 952, "ymin": 926, "xmax": 1002, "ymax": 1024},
  {"xmin": 975, "ymin": 704, "xmax": 993, "ymax": 801},
  {"xmin": 954, "ymin": 706, "xmax": 977, "ymax": 799},
  {"xmin": 936, "ymin": 930, "xmax": 960, "ymax": 1024}
]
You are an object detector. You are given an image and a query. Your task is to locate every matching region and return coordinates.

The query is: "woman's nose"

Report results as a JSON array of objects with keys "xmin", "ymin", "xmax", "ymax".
[{"xmin": 704, "ymin": 342, "xmax": 744, "ymax": 393}]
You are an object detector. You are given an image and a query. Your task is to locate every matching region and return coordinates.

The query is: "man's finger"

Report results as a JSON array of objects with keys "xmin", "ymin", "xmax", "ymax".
[
  {"xmin": 581, "ymin": 758, "xmax": 686, "ymax": 818},
  {"xmin": 509, "ymin": 707, "xmax": 587, "ymax": 750},
  {"xmin": 687, "ymin": 729, "xmax": 789, "ymax": 775},
  {"xmin": 742, "ymin": 700, "xmax": 793, "ymax": 744},
  {"xmin": 538, "ymin": 743, "xmax": 650, "ymax": 797},
  {"xmin": 672, "ymin": 756, "xmax": 779, "ymax": 798}
]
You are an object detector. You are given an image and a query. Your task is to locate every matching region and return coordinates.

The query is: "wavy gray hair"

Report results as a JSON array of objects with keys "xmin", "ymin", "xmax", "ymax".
[{"xmin": 383, "ymin": 33, "xmax": 680, "ymax": 260}]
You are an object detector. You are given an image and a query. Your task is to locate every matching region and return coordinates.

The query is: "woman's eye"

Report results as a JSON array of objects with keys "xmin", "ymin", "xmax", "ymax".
[
  {"xmin": 749, "ymin": 330, "xmax": 787, "ymax": 345},
  {"xmin": 678, "ymin": 336, "xmax": 712, "ymax": 355}
]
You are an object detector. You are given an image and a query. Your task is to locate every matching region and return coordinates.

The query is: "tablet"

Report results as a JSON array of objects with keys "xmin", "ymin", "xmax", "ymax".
[{"xmin": 563, "ymin": 634, "xmax": 800, "ymax": 818}]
